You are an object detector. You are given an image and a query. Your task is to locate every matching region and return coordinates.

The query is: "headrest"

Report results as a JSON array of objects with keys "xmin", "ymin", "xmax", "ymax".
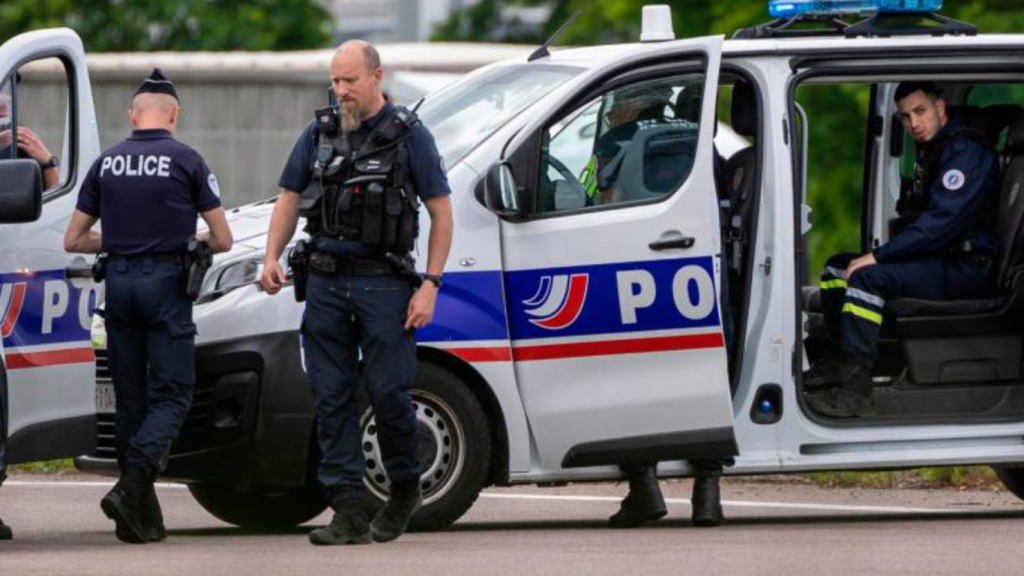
[
  {"xmin": 731, "ymin": 81, "xmax": 757, "ymax": 137},
  {"xmin": 953, "ymin": 104, "xmax": 1018, "ymax": 147},
  {"xmin": 674, "ymin": 88, "xmax": 701, "ymax": 123},
  {"xmin": 1009, "ymin": 110, "xmax": 1024, "ymax": 148}
]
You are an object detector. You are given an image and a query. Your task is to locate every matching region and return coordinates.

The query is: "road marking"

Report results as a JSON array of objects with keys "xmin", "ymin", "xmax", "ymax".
[
  {"xmin": 480, "ymin": 492, "xmax": 958, "ymax": 514},
  {"xmin": 4, "ymin": 480, "xmax": 967, "ymax": 514}
]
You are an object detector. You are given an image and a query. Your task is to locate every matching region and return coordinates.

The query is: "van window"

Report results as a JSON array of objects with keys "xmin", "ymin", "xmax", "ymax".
[
  {"xmin": 538, "ymin": 73, "xmax": 705, "ymax": 214},
  {"xmin": 0, "ymin": 58, "xmax": 72, "ymax": 193}
]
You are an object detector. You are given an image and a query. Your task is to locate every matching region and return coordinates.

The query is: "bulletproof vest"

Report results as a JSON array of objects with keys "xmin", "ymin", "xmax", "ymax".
[
  {"xmin": 299, "ymin": 105, "xmax": 420, "ymax": 254},
  {"xmin": 898, "ymin": 126, "xmax": 997, "ymax": 249}
]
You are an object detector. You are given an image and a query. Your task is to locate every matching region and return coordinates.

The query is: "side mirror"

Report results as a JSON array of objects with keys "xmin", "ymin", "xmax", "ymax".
[
  {"xmin": 482, "ymin": 162, "xmax": 522, "ymax": 218},
  {"xmin": 0, "ymin": 159, "xmax": 43, "ymax": 224}
]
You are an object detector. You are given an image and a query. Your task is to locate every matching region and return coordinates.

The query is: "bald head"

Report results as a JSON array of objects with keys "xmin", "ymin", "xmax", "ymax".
[
  {"xmin": 129, "ymin": 92, "xmax": 180, "ymax": 131},
  {"xmin": 334, "ymin": 40, "xmax": 381, "ymax": 73}
]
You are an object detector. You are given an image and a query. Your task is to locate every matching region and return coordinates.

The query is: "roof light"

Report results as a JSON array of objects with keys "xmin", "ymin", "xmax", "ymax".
[
  {"xmin": 768, "ymin": 0, "xmax": 943, "ymax": 19},
  {"xmin": 641, "ymin": 5, "xmax": 676, "ymax": 42}
]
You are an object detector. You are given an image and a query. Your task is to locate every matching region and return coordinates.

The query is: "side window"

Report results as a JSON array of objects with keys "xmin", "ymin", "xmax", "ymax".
[
  {"xmin": 538, "ymin": 73, "xmax": 705, "ymax": 214},
  {"xmin": 0, "ymin": 59, "xmax": 72, "ymax": 193}
]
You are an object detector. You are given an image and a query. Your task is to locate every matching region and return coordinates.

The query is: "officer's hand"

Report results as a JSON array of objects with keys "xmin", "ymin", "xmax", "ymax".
[
  {"xmin": 16, "ymin": 127, "xmax": 52, "ymax": 164},
  {"xmin": 846, "ymin": 253, "xmax": 877, "ymax": 279},
  {"xmin": 405, "ymin": 283, "xmax": 438, "ymax": 330},
  {"xmin": 260, "ymin": 259, "xmax": 286, "ymax": 295}
]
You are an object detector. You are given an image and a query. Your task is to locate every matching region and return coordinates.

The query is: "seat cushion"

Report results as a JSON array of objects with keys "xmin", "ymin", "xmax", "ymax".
[{"xmin": 887, "ymin": 296, "xmax": 1010, "ymax": 318}]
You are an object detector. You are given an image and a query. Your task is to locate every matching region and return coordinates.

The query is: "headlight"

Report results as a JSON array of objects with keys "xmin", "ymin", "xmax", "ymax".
[{"xmin": 197, "ymin": 256, "xmax": 264, "ymax": 304}]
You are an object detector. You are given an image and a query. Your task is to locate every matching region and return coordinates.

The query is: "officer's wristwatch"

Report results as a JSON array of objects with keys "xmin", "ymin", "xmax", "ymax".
[
  {"xmin": 423, "ymin": 274, "xmax": 443, "ymax": 288},
  {"xmin": 40, "ymin": 155, "xmax": 59, "ymax": 171}
]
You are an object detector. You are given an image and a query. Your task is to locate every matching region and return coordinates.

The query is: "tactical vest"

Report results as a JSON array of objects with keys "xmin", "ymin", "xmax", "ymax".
[
  {"xmin": 896, "ymin": 126, "xmax": 997, "ymax": 252},
  {"xmin": 299, "ymin": 105, "xmax": 420, "ymax": 254}
]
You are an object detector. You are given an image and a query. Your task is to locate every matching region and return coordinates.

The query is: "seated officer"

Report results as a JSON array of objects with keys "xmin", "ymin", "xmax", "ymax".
[
  {"xmin": 805, "ymin": 81, "xmax": 999, "ymax": 417},
  {"xmin": 0, "ymin": 89, "xmax": 61, "ymax": 188}
]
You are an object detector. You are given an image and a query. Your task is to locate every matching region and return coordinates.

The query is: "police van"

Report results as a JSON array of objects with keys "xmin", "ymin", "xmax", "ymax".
[{"xmin": 10, "ymin": 2, "xmax": 1024, "ymax": 531}]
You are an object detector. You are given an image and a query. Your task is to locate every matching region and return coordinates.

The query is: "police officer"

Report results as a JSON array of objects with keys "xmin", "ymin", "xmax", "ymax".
[
  {"xmin": 0, "ymin": 83, "xmax": 61, "ymax": 188},
  {"xmin": 63, "ymin": 69, "xmax": 233, "ymax": 543},
  {"xmin": 259, "ymin": 40, "xmax": 453, "ymax": 546},
  {"xmin": 805, "ymin": 81, "xmax": 998, "ymax": 417}
]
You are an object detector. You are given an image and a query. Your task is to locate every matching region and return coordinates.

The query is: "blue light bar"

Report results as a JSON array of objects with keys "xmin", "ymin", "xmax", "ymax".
[{"xmin": 769, "ymin": 0, "xmax": 943, "ymax": 18}]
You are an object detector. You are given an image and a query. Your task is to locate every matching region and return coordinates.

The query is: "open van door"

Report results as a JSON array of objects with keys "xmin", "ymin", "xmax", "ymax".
[
  {"xmin": 0, "ymin": 29, "xmax": 102, "ymax": 463},
  {"xmin": 487, "ymin": 36, "xmax": 736, "ymax": 471}
]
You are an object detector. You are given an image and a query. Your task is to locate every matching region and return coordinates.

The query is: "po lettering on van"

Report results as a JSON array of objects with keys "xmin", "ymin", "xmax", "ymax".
[{"xmin": 617, "ymin": 264, "xmax": 716, "ymax": 325}]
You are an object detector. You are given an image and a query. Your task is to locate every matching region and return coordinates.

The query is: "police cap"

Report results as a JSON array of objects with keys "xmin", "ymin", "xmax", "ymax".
[{"xmin": 135, "ymin": 68, "xmax": 179, "ymax": 103}]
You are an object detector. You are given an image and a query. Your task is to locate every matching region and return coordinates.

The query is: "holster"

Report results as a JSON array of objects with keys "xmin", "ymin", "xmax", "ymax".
[
  {"xmin": 91, "ymin": 253, "xmax": 109, "ymax": 283},
  {"xmin": 288, "ymin": 240, "xmax": 311, "ymax": 303},
  {"xmin": 382, "ymin": 251, "xmax": 423, "ymax": 289},
  {"xmin": 184, "ymin": 238, "xmax": 213, "ymax": 301}
]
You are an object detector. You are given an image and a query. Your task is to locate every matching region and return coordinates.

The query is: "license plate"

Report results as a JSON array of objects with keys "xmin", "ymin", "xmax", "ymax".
[{"xmin": 96, "ymin": 382, "xmax": 117, "ymax": 414}]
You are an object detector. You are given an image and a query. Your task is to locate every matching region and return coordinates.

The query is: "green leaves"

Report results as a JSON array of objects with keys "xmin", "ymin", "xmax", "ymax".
[{"xmin": 0, "ymin": 0, "xmax": 334, "ymax": 52}]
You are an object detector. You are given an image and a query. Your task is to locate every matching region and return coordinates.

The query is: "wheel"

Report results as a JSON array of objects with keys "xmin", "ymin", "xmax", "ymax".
[
  {"xmin": 188, "ymin": 482, "xmax": 326, "ymax": 530},
  {"xmin": 994, "ymin": 465, "xmax": 1024, "ymax": 500},
  {"xmin": 361, "ymin": 363, "xmax": 491, "ymax": 531}
]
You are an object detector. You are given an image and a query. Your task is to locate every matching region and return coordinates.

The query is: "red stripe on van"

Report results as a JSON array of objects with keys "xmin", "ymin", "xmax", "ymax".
[{"xmin": 6, "ymin": 347, "xmax": 95, "ymax": 369}]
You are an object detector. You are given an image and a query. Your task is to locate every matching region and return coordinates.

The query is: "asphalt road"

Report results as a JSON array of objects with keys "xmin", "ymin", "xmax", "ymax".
[{"xmin": 2, "ymin": 475, "xmax": 1023, "ymax": 576}]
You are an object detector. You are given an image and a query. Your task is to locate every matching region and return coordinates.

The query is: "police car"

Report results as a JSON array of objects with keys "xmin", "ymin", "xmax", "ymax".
[{"xmin": 11, "ymin": 1, "xmax": 1024, "ymax": 530}]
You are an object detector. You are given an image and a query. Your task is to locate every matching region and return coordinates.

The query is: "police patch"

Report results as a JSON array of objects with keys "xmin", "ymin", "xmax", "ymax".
[
  {"xmin": 942, "ymin": 169, "xmax": 966, "ymax": 191},
  {"xmin": 208, "ymin": 173, "xmax": 221, "ymax": 197}
]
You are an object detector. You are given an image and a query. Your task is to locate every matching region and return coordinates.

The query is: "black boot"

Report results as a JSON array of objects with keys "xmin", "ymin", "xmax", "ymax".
[
  {"xmin": 807, "ymin": 362, "xmax": 875, "ymax": 418},
  {"xmin": 309, "ymin": 495, "xmax": 371, "ymax": 546},
  {"xmin": 370, "ymin": 481, "xmax": 422, "ymax": 543},
  {"xmin": 609, "ymin": 465, "xmax": 667, "ymax": 528},
  {"xmin": 691, "ymin": 475, "xmax": 724, "ymax": 527},
  {"xmin": 0, "ymin": 516, "xmax": 11, "ymax": 541},
  {"xmin": 101, "ymin": 467, "xmax": 150, "ymax": 544},
  {"xmin": 140, "ymin": 482, "xmax": 166, "ymax": 542},
  {"xmin": 803, "ymin": 358, "xmax": 843, "ymax": 390}
]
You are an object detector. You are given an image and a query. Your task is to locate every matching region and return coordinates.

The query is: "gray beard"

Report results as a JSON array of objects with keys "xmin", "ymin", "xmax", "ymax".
[{"xmin": 340, "ymin": 106, "xmax": 362, "ymax": 132}]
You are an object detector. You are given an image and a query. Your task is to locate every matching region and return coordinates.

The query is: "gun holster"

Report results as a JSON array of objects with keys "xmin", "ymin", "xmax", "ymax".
[
  {"xmin": 184, "ymin": 238, "xmax": 213, "ymax": 302},
  {"xmin": 382, "ymin": 251, "xmax": 423, "ymax": 289},
  {"xmin": 91, "ymin": 253, "xmax": 109, "ymax": 283},
  {"xmin": 288, "ymin": 240, "xmax": 311, "ymax": 303}
]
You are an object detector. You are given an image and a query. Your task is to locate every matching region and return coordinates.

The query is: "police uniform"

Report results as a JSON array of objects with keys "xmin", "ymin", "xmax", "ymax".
[
  {"xmin": 76, "ymin": 69, "xmax": 221, "ymax": 542},
  {"xmin": 278, "ymin": 101, "xmax": 450, "ymax": 542},
  {"xmin": 811, "ymin": 112, "xmax": 998, "ymax": 416}
]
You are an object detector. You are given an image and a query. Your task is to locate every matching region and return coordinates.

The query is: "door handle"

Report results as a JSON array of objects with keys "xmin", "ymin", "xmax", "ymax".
[
  {"xmin": 65, "ymin": 266, "xmax": 93, "ymax": 279},
  {"xmin": 648, "ymin": 237, "xmax": 695, "ymax": 251}
]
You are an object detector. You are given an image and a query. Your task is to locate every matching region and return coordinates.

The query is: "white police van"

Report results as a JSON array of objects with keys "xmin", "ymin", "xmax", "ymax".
[{"xmin": 10, "ymin": 2, "xmax": 1024, "ymax": 531}]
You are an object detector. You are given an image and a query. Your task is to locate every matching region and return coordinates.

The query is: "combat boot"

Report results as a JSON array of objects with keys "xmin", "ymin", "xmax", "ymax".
[
  {"xmin": 309, "ymin": 495, "xmax": 371, "ymax": 546},
  {"xmin": 370, "ymin": 481, "xmax": 422, "ymax": 543},
  {"xmin": 0, "ymin": 516, "xmax": 11, "ymax": 541},
  {"xmin": 101, "ymin": 466, "xmax": 150, "ymax": 544},
  {"xmin": 807, "ymin": 362, "xmax": 875, "ymax": 418},
  {"xmin": 608, "ymin": 465, "xmax": 667, "ymax": 528},
  {"xmin": 690, "ymin": 475, "xmax": 724, "ymax": 527},
  {"xmin": 140, "ymin": 482, "xmax": 166, "ymax": 542}
]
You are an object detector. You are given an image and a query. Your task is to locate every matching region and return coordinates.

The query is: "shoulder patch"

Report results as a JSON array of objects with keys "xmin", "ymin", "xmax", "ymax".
[
  {"xmin": 942, "ymin": 169, "xmax": 966, "ymax": 191},
  {"xmin": 208, "ymin": 173, "xmax": 221, "ymax": 197}
]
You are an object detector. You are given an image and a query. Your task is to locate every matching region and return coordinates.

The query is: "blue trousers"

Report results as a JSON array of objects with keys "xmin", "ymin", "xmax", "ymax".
[
  {"xmin": 820, "ymin": 252, "xmax": 990, "ymax": 364},
  {"xmin": 104, "ymin": 257, "xmax": 195, "ymax": 472},
  {"xmin": 302, "ymin": 270, "xmax": 420, "ymax": 498}
]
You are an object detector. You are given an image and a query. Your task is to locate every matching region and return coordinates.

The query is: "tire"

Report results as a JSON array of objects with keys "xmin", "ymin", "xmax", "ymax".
[
  {"xmin": 188, "ymin": 482, "xmax": 326, "ymax": 530},
  {"xmin": 361, "ymin": 363, "xmax": 491, "ymax": 531},
  {"xmin": 994, "ymin": 465, "xmax": 1024, "ymax": 500}
]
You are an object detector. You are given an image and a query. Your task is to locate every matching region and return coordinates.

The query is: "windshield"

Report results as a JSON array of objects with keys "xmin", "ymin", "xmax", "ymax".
[{"xmin": 416, "ymin": 64, "xmax": 583, "ymax": 168}]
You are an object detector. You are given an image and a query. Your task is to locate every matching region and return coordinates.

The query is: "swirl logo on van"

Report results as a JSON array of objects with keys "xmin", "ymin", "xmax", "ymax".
[
  {"xmin": 522, "ymin": 274, "xmax": 589, "ymax": 330},
  {"xmin": 0, "ymin": 282, "xmax": 27, "ymax": 339}
]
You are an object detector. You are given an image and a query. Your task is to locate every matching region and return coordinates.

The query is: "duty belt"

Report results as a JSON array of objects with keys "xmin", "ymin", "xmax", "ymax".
[
  {"xmin": 308, "ymin": 252, "xmax": 392, "ymax": 276},
  {"xmin": 108, "ymin": 253, "xmax": 183, "ymax": 265}
]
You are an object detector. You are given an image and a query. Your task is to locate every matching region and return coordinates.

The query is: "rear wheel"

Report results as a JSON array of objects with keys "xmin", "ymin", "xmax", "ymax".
[
  {"xmin": 188, "ymin": 482, "xmax": 326, "ymax": 530},
  {"xmin": 361, "ymin": 363, "xmax": 491, "ymax": 531}
]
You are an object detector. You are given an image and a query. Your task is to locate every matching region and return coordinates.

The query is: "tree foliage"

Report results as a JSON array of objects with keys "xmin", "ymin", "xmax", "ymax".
[{"xmin": 0, "ymin": 0, "xmax": 334, "ymax": 52}]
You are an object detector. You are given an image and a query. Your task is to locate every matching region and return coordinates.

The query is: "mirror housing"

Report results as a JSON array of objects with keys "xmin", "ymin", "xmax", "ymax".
[
  {"xmin": 482, "ymin": 162, "xmax": 522, "ymax": 219},
  {"xmin": 0, "ymin": 159, "xmax": 43, "ymax": 224}
]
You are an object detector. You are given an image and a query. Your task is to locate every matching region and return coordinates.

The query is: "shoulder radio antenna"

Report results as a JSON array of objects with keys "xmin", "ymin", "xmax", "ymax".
[{"xmin": 528, "ymin": 10, "xmax": 581, "ymax": 62}]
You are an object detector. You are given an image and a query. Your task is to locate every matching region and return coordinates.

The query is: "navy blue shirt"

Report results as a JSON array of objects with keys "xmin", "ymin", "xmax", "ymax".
[
  {"xmin": 278, "ymin": 102, "xmax": 451, "ymax": 201},
  {"xmin": 874, "ymin": 114, "xmax": 998, "ymax": 263},
  {"xmin": 76, "ymin": 129, "xmax": 222, "ymax": 256}
]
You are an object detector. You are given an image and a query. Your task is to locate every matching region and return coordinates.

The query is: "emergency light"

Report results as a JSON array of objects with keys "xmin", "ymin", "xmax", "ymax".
[{"xmin": 768, "ymin": 0, "xmax": 943, "ymax": 18}]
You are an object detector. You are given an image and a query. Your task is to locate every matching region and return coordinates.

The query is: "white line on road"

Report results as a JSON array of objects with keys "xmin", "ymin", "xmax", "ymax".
[{"xmin": 6, "ymin": 480, "xmax": 962, "ymax": 514}]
